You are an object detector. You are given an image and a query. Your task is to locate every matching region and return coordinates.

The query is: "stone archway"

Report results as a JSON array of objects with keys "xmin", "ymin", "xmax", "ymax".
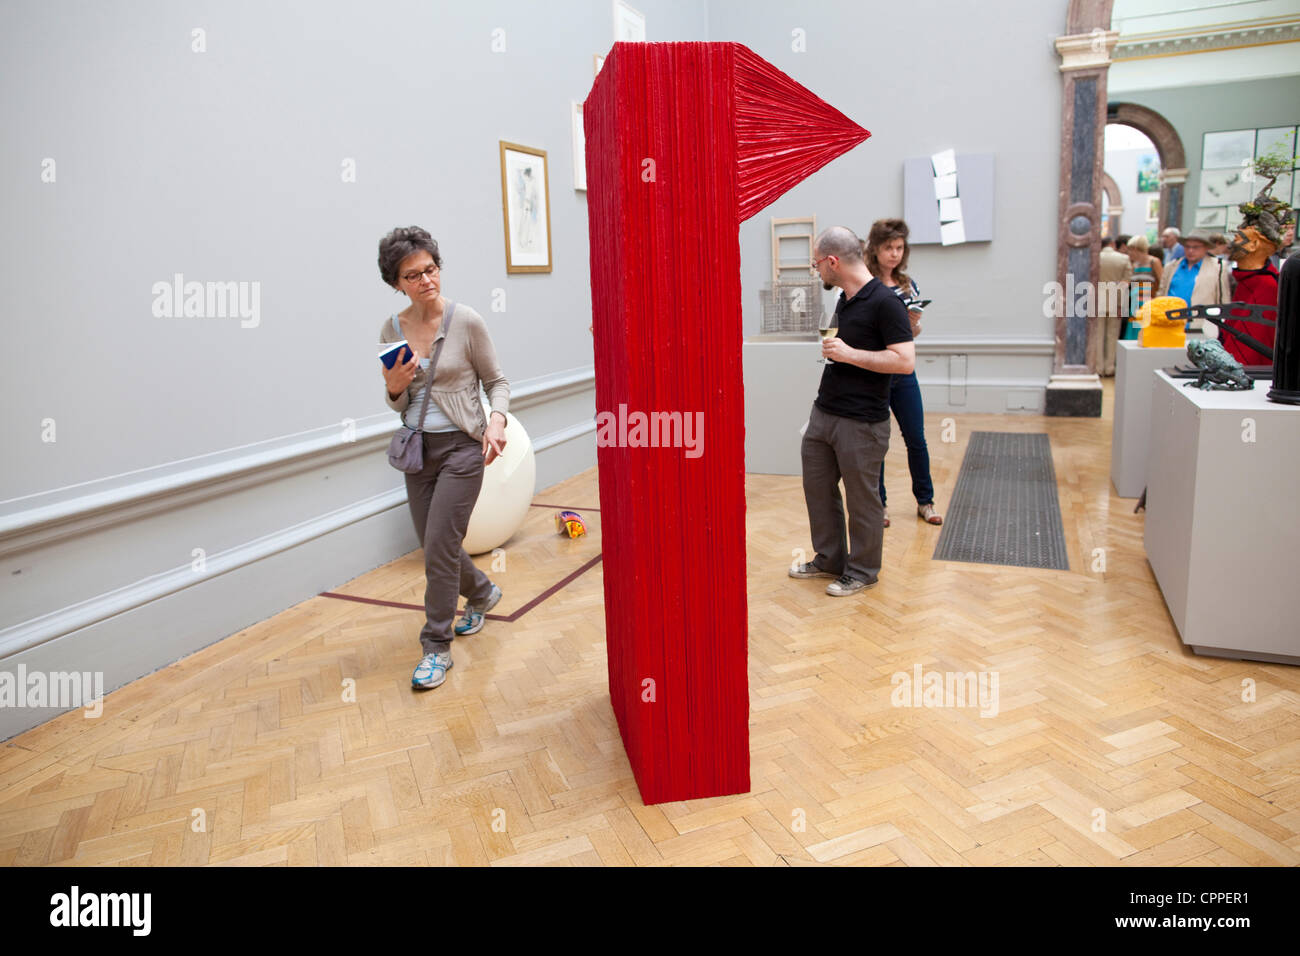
[
  {"xmin": 1107, "ymin": 102, "xmax": 1188, "ymax": 236},
  {"xmin": 1101, "ymin": 170, "xmax": 1122, "ymax": 239},
  {"xmin": 1048, "ymin": 0, "xmax": 1116, "ymax": 416}
]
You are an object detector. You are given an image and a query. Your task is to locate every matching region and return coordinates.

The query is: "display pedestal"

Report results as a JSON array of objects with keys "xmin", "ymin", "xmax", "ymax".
[
  {"xmin": 1110, "ymin": 341, "xmax": 1185, "ymax": 498},
  {"xmin": 1045, "ymin": 372, "xmax": 1102, "ymax": 417},
  {"xmin": 742, "ymin": 337, "xmax": 822, "ymax": 476},
  {"xmin": 1144, "ymin": 371, "xmax": 1300, "ymax": 663}
]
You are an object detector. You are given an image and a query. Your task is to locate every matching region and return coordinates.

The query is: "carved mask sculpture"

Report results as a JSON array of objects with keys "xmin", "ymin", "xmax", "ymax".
[{"xmin": 1228, "ymin": 226, "xmax": 1276, "ymax": 271}]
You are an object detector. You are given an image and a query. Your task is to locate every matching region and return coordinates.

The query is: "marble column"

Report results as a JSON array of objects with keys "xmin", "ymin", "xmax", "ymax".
[
  {"xmin": 1159, "ymin": 166, "xmax": 1187, "ymax": 235},
  {"xmin": 1047, "ymin": 29, "xmax": 1118, "ymax": 417}
]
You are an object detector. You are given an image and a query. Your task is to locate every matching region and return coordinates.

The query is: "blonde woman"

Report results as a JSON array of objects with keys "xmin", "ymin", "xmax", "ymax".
[{"xmin": 1124, "ymin": 233, "xmax": 1162, "ymax": 338}]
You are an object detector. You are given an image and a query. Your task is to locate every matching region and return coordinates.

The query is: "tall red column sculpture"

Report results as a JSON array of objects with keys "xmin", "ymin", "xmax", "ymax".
[{"xmin": 585, "ymin": 42, "xmax": 869, "ymax": 804}]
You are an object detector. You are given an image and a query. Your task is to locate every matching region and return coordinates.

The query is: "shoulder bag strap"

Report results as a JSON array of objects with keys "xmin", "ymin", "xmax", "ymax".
[{"xmin": 414, "ymin": 301, "xmax": 455, "ymax": 432}]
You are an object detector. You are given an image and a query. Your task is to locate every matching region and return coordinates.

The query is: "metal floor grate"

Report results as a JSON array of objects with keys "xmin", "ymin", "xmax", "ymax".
[{"xmin": 933, "ymin": 431, "xmax": 1069, "ymax": 570}]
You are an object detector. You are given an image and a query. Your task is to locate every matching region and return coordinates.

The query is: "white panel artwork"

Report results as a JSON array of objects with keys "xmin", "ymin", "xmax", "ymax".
[{"xmin": 904, "ymin": 152, "xmax": 995, "ymax": 244}]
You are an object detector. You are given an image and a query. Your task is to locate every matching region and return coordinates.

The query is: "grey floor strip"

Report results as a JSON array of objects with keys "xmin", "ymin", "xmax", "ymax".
[{"xmin": 932, "ymin": 431, "xmax": 1069, "ymax": 570}]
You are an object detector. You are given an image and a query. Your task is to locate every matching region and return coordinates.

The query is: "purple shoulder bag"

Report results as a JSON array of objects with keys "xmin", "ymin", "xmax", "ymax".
[{"xmin": 387, "ymin": 303, "xmax": 455, "ymax": 473}]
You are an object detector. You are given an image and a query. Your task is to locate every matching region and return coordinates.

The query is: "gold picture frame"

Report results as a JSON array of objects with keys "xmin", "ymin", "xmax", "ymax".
[{"xmin": 499, "ymin": 141, "xmax": 553, "ymax": 274}]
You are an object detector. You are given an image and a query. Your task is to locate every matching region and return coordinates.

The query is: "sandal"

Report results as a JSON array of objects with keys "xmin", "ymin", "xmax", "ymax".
[
  {"xmin": 883, "ymin": 507, "xmax": 890, "ymax": 528},
  {"xmin": 918, "ymin": 503, "xmax": 943, "ymax": 525}
]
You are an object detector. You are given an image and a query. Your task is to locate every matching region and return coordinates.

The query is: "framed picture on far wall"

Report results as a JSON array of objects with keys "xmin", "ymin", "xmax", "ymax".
[
  {"xmin": 1145, "ymin": 196, "xmax": 1159, "ymax": 223},
  {"xmin": 1194, "ymin": 207, "xmax": 1226, "ymax": 229},
  {"xmin": 613, "ymin": 0, "xmax": 645, "ymax": 42},
  {"xmin": 1272, "ymin": 171, "xmax": 1294, "ymax": 208},
  {"xmin": 499, "ymin": 141, "xmax": 552, "ymax": 274},
  {"xmin": 1202, "ymin": 129, "xmax": 1254, "ymax": 169},
  {"xmin": 1136, "ymin": 153, "xmax": 1160, "ymax": 193},
  {"xmin": 571, "ymin": 102, "xmax": 587, "ymax": 191},
  {"xmin": 1198, "ymin": 167, "xmax": 1251, "ymax": 207},
  {"xmin": 1256, "ymin": 126, "xmax": 1297, "ymax": 161}
]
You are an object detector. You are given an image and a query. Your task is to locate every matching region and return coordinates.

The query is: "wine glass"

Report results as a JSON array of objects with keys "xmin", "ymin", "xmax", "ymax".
[{"xmin": 817, "ymin": 314, "xmax": 838, "ymax": 364}]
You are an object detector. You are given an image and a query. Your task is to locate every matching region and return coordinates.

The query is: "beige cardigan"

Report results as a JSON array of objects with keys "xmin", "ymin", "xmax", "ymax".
[
  {"xmin": 379, "ymin": 301, "xmax": 509, "ymax": 441},
  {"xmin": 1157, "ymin": 255, "xmax": 1231, "ymax": 307}
]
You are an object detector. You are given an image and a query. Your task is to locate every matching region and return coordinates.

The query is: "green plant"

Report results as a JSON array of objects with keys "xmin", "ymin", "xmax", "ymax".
[{"xmin": 1238, "ymin": 146, "xmax": 1295, "ymax": 246}]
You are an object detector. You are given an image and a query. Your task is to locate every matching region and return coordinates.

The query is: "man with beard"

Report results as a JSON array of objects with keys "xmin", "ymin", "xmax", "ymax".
[{"xmin": 790, "ymin": 226, "xmax": 914, "ymax": 597}]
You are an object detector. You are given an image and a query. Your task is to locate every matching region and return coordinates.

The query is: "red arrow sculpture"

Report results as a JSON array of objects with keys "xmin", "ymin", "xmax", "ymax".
[{"xmin": 585, "ymin": 42, "xmax": 870, "ymax": 805}]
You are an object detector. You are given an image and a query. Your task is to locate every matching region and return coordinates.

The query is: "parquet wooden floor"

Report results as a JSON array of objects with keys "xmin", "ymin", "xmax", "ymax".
[{"xmin": 3, "ymin": 382, "xmax": 1298, "ymax": 866}]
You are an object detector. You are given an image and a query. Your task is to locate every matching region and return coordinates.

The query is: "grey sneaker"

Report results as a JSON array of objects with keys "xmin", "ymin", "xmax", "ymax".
[
  {"xmin": 826, "ymin": 574, "xmax": 876, "ymax": 597},
  {"xmin": 789, "ymin": 561, "xmax": 838, "ymax": 579},
  {"xmin": 412, "ymin": 651, "xmax": 453, "ymax": 689},
  {"xmin": 455, "ymin": 583, "xmax": 502, "ymax": 636}
]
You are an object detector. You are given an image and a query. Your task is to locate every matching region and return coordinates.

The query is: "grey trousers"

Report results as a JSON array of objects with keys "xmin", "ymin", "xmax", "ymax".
[
  {"xmin": 800, "ymin": 403, "xmax": 891, "ymax": 585},
  {"xmin": 404, "ymin": 430, "xmax": 495, "ymax": 655}
]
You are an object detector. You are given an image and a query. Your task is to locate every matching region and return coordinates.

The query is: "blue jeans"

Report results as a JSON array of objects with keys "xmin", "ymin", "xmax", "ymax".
[{"xmin": 878, "ymin": 371, "xmax": 935, "ymax": 508}]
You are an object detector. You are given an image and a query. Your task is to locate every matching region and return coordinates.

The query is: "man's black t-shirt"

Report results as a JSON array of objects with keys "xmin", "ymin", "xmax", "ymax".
[{"xmin": 814, "ymin": 277, "xmax": 913, "ymax": 422}]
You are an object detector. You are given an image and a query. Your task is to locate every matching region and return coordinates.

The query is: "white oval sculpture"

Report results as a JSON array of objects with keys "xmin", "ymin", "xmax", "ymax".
[{"xmin": 462, "ymin": 406, "xmax": 536, "ymax": 555}]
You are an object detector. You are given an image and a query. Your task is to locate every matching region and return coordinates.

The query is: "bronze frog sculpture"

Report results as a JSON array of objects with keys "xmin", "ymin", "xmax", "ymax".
[{"xmin": 1185, "ymin": 339, "xmax": 1253, "ymax": 390}]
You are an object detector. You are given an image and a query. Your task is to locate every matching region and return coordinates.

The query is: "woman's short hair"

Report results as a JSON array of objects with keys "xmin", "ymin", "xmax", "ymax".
[
  {"xmin": 378, "ymin": 226, "xmax": 442, "ymax": 287},
  {"xmin": 1127, "ymin": 233, "xmax": 1149, "ymax": 253}
]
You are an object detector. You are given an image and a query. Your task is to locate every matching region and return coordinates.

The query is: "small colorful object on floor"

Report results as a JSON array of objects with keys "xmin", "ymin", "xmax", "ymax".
[{"xmin": 555, "ymin": 510, "xmax": 586, "ymax": 538}]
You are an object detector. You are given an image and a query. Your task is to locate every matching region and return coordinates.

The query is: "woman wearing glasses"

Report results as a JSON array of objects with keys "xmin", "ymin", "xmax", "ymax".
[
  {"xmin": 377, "ymin": 226, "xmax": 510, "ymax": 690},
  {"xmin": 863, "ymin": 218, "xmax": 943, "ymax": 527}
]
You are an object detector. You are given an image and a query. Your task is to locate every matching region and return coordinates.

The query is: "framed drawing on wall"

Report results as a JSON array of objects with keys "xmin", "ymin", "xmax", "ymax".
[
  {"xmin": 1145, "ymin": 196, "xmax": 1159, "ymax": 223},
  {"xmin": 613, "ymin": 0, "xmax": 645, "ymax": 41},
  {"xmin": 1256, "ymin": 126, "xmax": 1296, "ymax": 161},
  {"xmin": 1198, "ymin": 167, "xmax": 1251, "ymax": 207},
  {"xmin": 571, "ymin": 102, "xmax": 587, "ymax": 191},
  {"xmin": 1194, "ymin": 207, "xmax": 1226, "ymax": 229},
  {"xmin": 499, "ymin": 141, "xmax": 552, "ymax": 274},
  {"xmin": 1202, "ymin": 129, "xmax": 1254, "ymax": 170}
]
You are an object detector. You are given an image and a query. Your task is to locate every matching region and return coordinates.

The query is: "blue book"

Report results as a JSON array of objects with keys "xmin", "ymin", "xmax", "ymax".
[{"xmin": 379, "ymin": 340, "xmax": 412, "ymax": 369}]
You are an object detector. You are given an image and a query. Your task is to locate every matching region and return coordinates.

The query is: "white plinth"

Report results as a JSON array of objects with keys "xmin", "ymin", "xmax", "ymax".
[
  {"xmin": 1144, "ymin": 371, "xmax": 1300, "ymax": 663},
  {"xmin": 743, "ymin": 337, "xmax": 824, "ymax": 475},
  {"xmin": 1111, "ymin": 341, "xmax": 1186, "ymax": 498}
]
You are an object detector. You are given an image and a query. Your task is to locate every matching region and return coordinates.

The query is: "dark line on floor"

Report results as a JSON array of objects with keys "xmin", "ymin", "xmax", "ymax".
[
  {"xmin": 319, "ymin": 553, "xmax": 603, "ymax": 623},
  {"xmin": 499, "ymin": 554, "xmax": 603, "ymax": 622},
  {"xmin": 318, "ymin": 592, "xmax": 421, "ymax": 612}
]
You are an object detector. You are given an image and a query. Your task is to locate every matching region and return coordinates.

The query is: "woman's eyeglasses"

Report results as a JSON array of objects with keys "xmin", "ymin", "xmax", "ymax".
[{"xmin": 402, "ymin": 264, "xmax": 441, "ymax": 284}]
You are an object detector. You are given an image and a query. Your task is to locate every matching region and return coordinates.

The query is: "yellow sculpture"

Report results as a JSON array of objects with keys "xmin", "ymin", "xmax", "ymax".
[{"xmin": 1138, "ymin": 295, "xmax": 1189, "ymax": 348}]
